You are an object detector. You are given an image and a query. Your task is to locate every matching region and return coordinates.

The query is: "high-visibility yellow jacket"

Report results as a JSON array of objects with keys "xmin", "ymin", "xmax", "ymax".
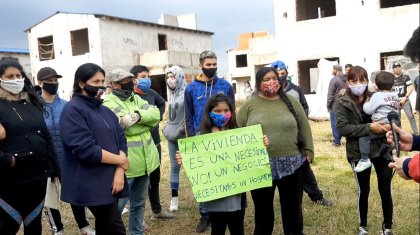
[{"xmin": 104, "ymin": 93, "xmax": 160, "ymax": 178}]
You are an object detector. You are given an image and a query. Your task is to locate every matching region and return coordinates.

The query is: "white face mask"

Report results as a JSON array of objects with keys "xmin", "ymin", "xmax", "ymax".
[
  {"xmin": 0, "ymin": 78, "xmax": 25, "ymax": 94},
  {"xmin": 348, "ymin": 83, "xmax": 367, "ymax": 96}
]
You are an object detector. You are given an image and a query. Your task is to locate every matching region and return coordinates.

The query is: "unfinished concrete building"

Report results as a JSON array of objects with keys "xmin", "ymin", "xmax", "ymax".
[
  {"xmin": 227, "ymin": 32, "xmax": 277, "ymax": 100},
  {"xmin": 274, "ymin": 0, "xmax": 419, "ymax": 94},
  {"xmin": 25, "ymin": 12, "xmax": 213, "ymax": 100}
]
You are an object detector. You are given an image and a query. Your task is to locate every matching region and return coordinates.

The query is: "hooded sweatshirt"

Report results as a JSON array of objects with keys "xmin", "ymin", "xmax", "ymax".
[
  {"xmin": 163, "ymin": 66, "xmax": 187, "ymax": 141},
  {"xmin": 184, "ymin": 74, "xmax": 235, "ymax": 136}
]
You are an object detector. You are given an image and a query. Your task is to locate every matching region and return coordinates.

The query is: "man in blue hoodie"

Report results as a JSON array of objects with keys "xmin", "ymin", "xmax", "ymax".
[{"xmin": 184, "ymin": 50, "xmax": 235, "ymax": 232}]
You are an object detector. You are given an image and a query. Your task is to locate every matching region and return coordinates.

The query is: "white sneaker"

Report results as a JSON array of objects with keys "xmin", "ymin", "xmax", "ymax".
[
  {"xmin": 170, "ymin": 197, "xmax": 179, "ymax": 212},
  {"xmin": 80, "ymin": 226, "xmax": 95, "ymax": 235},
  {"xmin": 54, "ymin": 230, "xmax": 64, "ymax": 235},
  {"xmin": 354, "ymin": 159, "xmax": 372, "ymax": 173},
  {"xmin": 142, "ymin": 219, "xmax": 150, "ymax": 232},
  {"xmin": 121, "ymin": 206, "xmax": 129, "ymax": 215}
]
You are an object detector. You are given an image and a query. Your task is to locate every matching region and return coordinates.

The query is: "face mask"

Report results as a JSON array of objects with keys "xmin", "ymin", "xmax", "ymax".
[
  {"xmin": 348, "ymin": 83, "xmax": 367, "ymax": 96},
  {"xmin": 42, "ymin": 82, "xmax": 59, "ymax": 95},
  {"xmin": 210, "ymin": 112, "xmax": 232, "ymax": 128},
  {"xmin": 0, "ymin": 78, "xmax": 25, "ymax": 94},
  {"xmin": 112, "ymin": 89, "xmax": 132, "ymax": 100},
  {"xmin": 202, "ymin": 68, "xmax": 217, "ymax": 78},
  {"xmin": 261, "ymin": 81, "xmax": 280, "ymax": 97},
  {"xmin": 278, "ymin": 74, "xmax": 288, "ymax": 86},
  {"xmin": 167, "ymin": 77, "xmax": 176, "ymax": 90},
  {"xmin": 84, "ymin": 84, "xmax": 106, "ymax": 98},
  {"xmin": 137, "ymin": 78, "xmax": 151, "ymax": 93},
  {"xmin": 120, "ymin": 80, "xmax": 134, "ymax": 92}
]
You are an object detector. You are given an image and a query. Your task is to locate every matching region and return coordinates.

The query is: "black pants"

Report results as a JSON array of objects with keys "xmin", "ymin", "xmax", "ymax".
[
  {"xmin": 0, "ymin": 179, "xmax": 47, "ymax": 235},
  {"xmin": 352, "ymin": 157, "xmax": 393, "ymax": 229},
  {"xmin": 251, "ymin": 162, "xmax": 305, "ymax": 235},
  {"xmin": 149, "ymin": 143, "xmax": 162, "ymax": 214},
  {"xmin": 88, "ymin": 202, "xmax": 125, "ymax": 235},
  {"xmin": 44, "ymin": 204, "xmax": 89, "ymax": 232},
  {"xmin": 303, "ymin": 163, "xmax": 323, "ymax": 201},
  {"xmin": 208, "ymin": 209, "xmax": 245, "ymax": 235}
]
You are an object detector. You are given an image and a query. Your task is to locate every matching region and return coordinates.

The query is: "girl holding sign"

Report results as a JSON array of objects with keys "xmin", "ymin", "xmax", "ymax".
[
  {"xmin": 237, "ymin": 67, "xmax": 314, "ymax": 235},
  {"xmin": 177, "ymin": 93, "xmax": 269, "ymax": 235}
]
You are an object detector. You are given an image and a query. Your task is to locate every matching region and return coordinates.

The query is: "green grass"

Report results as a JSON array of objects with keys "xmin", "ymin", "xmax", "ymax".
[{"xmin": 22, "ymin": 113, "xmax": 419, "ymax": 235}]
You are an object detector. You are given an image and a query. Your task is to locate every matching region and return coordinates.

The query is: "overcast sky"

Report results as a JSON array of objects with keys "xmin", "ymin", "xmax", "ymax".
[{"xmin": 1, "ymin": 0, "xmax": 275, "ymax": 75}]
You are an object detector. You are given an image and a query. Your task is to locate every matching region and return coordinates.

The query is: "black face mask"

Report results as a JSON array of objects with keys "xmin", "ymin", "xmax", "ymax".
[
  {"xmin": 278, "ymin": 74, "xmax": 288, "ymax": 86},
  {"xmin": 120, "ymin": 80, "xmax": 134, "ymax": 92},
  {"xmin": 202, "ymin": 68, "xmax": 217, "ymax": 78},
  {"xmin": 42, "ymin": 82, "xmax": 59, "ymax": 95},
  {"xmin": 84, "ymin": 84, "xmax": 106, "ymax": 98},
  {"xmin": 112, "ymin": 89, "xmax": 132, "ymax": 100}
]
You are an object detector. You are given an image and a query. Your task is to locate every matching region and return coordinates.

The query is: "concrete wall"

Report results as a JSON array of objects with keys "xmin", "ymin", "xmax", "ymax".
[
  {"xmin": 27, "ymin": 13, "xmax": 212, "ymax": 100},
  {"xmin": 27, "ymin": 13, "xmax": 102, "ymax": 100},
  {"xmin": 274, "ymin": 0, "xmax": 420, "ymax": 85},
  {"xmin": 99, "ymin": 18, "xmax": 212, "ymax": 71}
]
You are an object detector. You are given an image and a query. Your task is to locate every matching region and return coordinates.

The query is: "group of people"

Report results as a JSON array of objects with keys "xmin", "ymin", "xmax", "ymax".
[{"xmin": 0, "ymin": 26, "xmax": 419, "ymax": 235}]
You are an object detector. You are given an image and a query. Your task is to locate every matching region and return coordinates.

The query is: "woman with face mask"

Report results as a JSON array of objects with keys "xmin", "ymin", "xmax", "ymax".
[
  {"xmin": 237, "ymin": 67, "xmax": 314, "ymax": 235},
  {"xmin": 59, "ymin": 63, "xmax": 129, "ymax": 235},
  {"xmin": 0, "ymin": 59, "xmax": 60, "ymax": 234},
  {"xmin": 36, "ymin": 67, "xmax": 94, "ymax": 235},
  {"xmin": 334, "ymin": 66, "xmax": 394, "ymax": 235}
]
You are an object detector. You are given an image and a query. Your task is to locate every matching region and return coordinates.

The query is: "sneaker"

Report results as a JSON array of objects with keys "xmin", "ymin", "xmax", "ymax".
[
  {"xmin": 151, "ymin": 210, "xmax": 174, "ymax": 219},
  {"xmin": 54, "ymin": 230, "xmax": 64, "ymax": 235},
  {"xmin": 196, "ymin": 217, "xmax": 210, "ymax": 233},
  {"xmin": 170, "ymin": 197, "xmax": 179, "ymax": 212},
  {"xmin": 80, "ymin": 226, "xmax": 95, "ymax": 235},
  {"xmin": 315, "ymin": 197, "xmax": 333, "ymax": 207},
  {"xmin": 142, "ymin": 220, "xmax": 150, "ymax": 232},
  {"xmin": 354, "ymin": 159, "xmax": 372, "ymax": 173},
  {"xmin": 357, "ymin": 226, "xmax": 368, "ymax": 235},
  {"xmin": 121, "ymin": 206, "xmax": 129, "ymax": 215},
  {"xmin": 381, "ymin": 229, "xmax": 393, "ymax": 235}
]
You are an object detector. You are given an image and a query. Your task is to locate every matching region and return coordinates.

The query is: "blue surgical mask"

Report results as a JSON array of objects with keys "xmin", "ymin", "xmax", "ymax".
[
  {"xmin": 137, "ymin": 78, "xmax": 151, "ymax": 93},
  {"xmin": 210, "ymin": 112, "xmax": 232, "ymax": 128},
  {"xmin": 348, "ymin": 83, "xmax": 367, "ymax": 96}
]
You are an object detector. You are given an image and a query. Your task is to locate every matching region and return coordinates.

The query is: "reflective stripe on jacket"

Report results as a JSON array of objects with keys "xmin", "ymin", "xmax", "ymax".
[{"xmin": 104, "ymin": 93, "xmax": 160, "ymax": 177}]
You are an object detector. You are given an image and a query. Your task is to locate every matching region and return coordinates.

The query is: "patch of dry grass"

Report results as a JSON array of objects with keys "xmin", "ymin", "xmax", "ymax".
[{"xmin": 20, "ymin": 113, "xmax": 419, "ymax": 235}]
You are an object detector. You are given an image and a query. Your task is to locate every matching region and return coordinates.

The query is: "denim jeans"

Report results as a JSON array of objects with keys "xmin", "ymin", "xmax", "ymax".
[
  {"xmin": 167, "ymin": 140, "xmax": 181, "ymax": 191},
  {"xmin": 118, "ymin": 175, "xmax": 149, "ymax": 235},
  {"xmin": 330, "ymin": 111, "xmax": 341, "ymax": 145}
]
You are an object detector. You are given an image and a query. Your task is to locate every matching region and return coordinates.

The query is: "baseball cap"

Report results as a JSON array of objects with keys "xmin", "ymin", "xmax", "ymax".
[
  {"xmin": 271, "ymin": 60, "xmax": 287, "ymax": 70},
  {"xmin": 108, "ymin": 68, "xmax": 134, "ymax": 83},
  {"xmin": 37, "ymin": 67, "xmax": 62, "ymax": 81},
  {"xmin": 392, "ymin": 62, "xmax": 402, "ymax": 68}
]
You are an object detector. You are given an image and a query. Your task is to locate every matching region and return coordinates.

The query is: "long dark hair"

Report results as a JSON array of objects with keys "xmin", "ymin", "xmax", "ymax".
[
  {"xmin": 0, "ymin": 58, "xmax": 44, "ymax": 112},
  {"xmin": 72, "ymin": 63, "xmax": 105, "ymax": 98},
  {"xmin": 346, "ymin": 66, "xmax": 370, "ymax": 105},
  {"xmin": 256, "ymin": 67, "xmax": 306, "ymax": 155},
  {"xmin": 200, "ymin": 94, "xmax": 237, "ymax": 134}
]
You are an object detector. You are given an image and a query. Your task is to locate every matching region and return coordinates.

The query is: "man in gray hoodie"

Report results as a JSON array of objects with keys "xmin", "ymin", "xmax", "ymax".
[{"xmin": 327, "ymin": 64, "xmax": 347, "ymax": 146}]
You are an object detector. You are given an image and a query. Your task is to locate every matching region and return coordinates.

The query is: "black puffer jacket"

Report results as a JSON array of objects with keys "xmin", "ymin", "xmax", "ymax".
[
  {"xmin": 0, "ymin": 89, "xmax": 58, "ymax": 187},
  {"xmin": 334, "ymin": 91, "xmax": 391, "ymax": 163}
]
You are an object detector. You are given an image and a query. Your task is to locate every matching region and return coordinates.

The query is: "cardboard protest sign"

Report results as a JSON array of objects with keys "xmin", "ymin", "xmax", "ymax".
[{"xmin": 178, "ymin": 124, "xmax": 272, "ymax": 202}]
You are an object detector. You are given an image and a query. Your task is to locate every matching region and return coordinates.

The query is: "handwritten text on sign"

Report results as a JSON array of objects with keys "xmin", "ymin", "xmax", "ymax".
[{"xmin": 178, "ymin": 124, "xmax": 272, "ymax": 202}]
